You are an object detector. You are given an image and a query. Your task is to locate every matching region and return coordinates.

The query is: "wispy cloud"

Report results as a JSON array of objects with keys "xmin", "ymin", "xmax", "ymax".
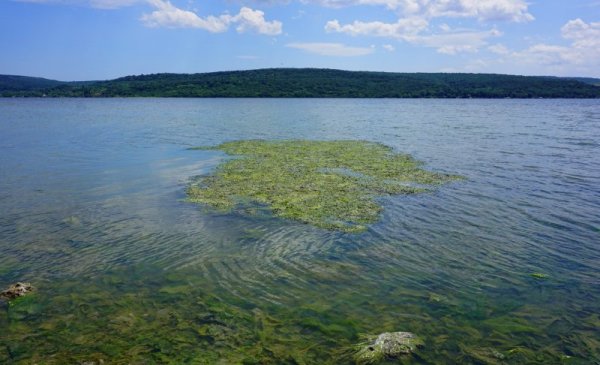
[
  {"xmin": 462, "ymin": 18, "xmax": 600, "ymax": 75},
  {"xmin": 308, "ymin": 0, "xmax": 533, "ymax": 22},
  {"xmin": 325, "ymin": 17, "xmax": 427, "ymax": 38},
  {"xmin": 90, "ymin": 0, "xmax": 140, "ymax": 8},
  {"xmin": 15, "ymin": 0, "xmax": 142, "ymax": 9},
  {"xmin": 416, "ymin": 28, "xmax": 502, "ymax": 54},
  {"xmin": 511, "ymin": 19, "xmax": 600, "ymax": 68},
  {"xmin": 488, "ymin": 43, "xmax": 509, "ymax": 55},
  {"xmin": 327, "ymin": 17, "xmax": 501, "ymax": 54},
  {"xmin": 286, "ymin": 42, "xmax": 374, "ymax": 56},
  {"xmin": 422, "ymin": 0, "xmax": 533, "ymax": 22},
  {"xmin": 319, "ymin": 0, "xmax": 531, "ymax": 56}
]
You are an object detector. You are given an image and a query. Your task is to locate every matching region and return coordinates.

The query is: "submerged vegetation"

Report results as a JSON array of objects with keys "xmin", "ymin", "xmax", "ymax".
[
  {"xmin": 187, "ymin": 140, "xmax": 461, "ymax": 233},
  {"xmin": 2, "ymin": 260, "xmax": 598, "ymax": 364}
]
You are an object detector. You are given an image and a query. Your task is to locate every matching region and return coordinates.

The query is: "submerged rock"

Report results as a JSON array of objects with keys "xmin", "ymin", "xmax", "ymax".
[
  {"xmin": 354, "ymin": 331, "xmax": 423, "ymax": 364},
  {"xmin": 0, "ymin": 282, "xmax": 33, "ymax": 301}
]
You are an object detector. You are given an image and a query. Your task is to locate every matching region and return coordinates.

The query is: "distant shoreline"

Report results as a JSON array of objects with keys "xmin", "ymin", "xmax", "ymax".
[
  {"xmin": 3, "ymin": 96, "xmax": 600, "ymax": 100},
  {"xmin": 2, "ymin": 68, "xmax": 599, "ymax": 98}
]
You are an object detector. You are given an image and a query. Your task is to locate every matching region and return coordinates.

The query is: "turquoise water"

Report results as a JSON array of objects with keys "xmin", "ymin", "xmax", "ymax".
[{"xmin": 0, "ymin": 98, "xmax": 599, "ymax": 364}]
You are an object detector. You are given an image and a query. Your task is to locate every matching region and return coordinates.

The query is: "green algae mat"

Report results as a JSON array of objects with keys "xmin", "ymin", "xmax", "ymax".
[{"xmin": 188, "ymin": 140, "xmax": 461, "ymax": 233}]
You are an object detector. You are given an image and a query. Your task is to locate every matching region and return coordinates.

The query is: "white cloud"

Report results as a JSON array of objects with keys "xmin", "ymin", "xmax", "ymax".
[
  {"xmin": 462, "ymin": 18, "xmax": 600, "ymax": 76},
  {"xmin": 232, "ymin": 7, "xmax": 283, "ymax": 35},
  {"xmin": 90, "ymin": 0, "xmax": 139, "ymax": 8},
  {"xmin": 513, "ymin": 44, "xmax": 576, "ymax": 66},
  {"xmin": 488, "ymin": 43, "xmax": 509, "ymax": 54},
  {"xmin": 512, "ymin": 19, "xmax": 600, "ymax": 68},
  {"xmin": 15, "ymin": 0, "xmax": 141, "ymax": 8},
  {"xmin": 439, "ymin": 23, "xmax": 451, "ymax": 32},
  {"xmin": 424, "ymin": 0, "xmax": 533, "ymax": 22},
  {"xmin": 561, "ymin": 18, "xmax": 600, "ymax": 49},
  {"xmin": 382, "ymin": 44, "xmax": 395, "ymax": 51},
  {"xmin": 418, "ymin": 28, "xmax": 501, "ymax": 54},
  {"xmin": 16, "ymin": 0, "xmax": 282, "ymax": 34},
  {"xmin": 322, "ymin": 0, "xmax": 519, "ymax": 55},
  {"xmin": 308, "ymin": 0, "xmax": 533, "ymax": 22},
  {"xmin": 325, "ymin": 17, "xmax": 427, "ymax": 38},
  {"xmin": 141, "ymin": 1, "xmax": 282, "ymax": 35},
  {"xmin": 432, "ymin": 18, "xmax": 600, "ymax": 76},
  {"xmin": 286, "ymin": 42, "xmax": 374, "ymax": 56},
  {"xmin": 304, "ymin": 0, "xmax": 420, "ymax": 11},
  {"xmin": 327, "ymin": 17, "xmax": 501, "ymax": 54},
  {"xmin": 141, "ymin": 0, "xmax": 231, "ymax": 31}
]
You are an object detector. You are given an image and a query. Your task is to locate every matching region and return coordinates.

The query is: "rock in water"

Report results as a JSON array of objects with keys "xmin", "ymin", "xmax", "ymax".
[
  {"xmin": 354, "ymin": 331, "xmax": 423, "ymax": 364},
  {"xmin": 0, "ymin": 282, "xmax": 33, "ymax": 300}
]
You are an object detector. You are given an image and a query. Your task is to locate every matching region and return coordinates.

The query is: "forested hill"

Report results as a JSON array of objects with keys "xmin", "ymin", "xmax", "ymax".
[
  {"xmin": 0, "ymin": 75, "xmax": 65, "ymax": 92},
  {"xmin": 2, "ymin": 69, "xmax": 600, "ymax": 98}
]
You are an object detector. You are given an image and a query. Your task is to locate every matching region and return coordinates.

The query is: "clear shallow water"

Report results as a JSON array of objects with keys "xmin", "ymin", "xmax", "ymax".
[{"xmin": 0, "ymin": 98, "xmax": 599, "ymax": 364}]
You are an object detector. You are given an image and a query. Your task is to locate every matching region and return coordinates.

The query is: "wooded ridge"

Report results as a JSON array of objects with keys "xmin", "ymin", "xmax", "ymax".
[{"xmin": 2, "ymin": 69, "xmax": 599, "ymax": 98}]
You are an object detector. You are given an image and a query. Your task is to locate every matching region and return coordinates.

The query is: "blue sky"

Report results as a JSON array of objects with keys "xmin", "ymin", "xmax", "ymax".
[{"xmin": 1, "ymin": 0, "xmax": 599, "ymax": 80}]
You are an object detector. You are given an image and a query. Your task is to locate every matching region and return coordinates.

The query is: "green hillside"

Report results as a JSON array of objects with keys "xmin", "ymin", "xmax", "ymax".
[
  {"xmin": 0, "ymin": 74, "xmax": 65, "ymax": 92},
  {"xmin": 563, "ymin": 77, "xmax": 600, "ymax": 86},
  {"xmin": 2, "ymin": 69, "xmax": 599, "ymax": 98}
]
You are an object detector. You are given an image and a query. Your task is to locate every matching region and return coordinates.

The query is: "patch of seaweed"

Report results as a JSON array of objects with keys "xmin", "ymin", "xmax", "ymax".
[{"xmin": 188, "ymin": 140, "xmax": 462, "ymax": 233}]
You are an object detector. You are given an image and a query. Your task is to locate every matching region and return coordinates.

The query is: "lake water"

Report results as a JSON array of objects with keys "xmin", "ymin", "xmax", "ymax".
[{"xmin": 0, "ymin": 98, "xmax": 599, "ymax": 364}]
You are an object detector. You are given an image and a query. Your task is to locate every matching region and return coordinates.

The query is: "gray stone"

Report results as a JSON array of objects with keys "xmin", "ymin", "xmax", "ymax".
[
  {"xmin": 354, "ymin": 331, "xmax": 423, "ymax": 364},
  {"xmin": 0, "ymin": 282, "xmax": 33, "ymax": 300}
]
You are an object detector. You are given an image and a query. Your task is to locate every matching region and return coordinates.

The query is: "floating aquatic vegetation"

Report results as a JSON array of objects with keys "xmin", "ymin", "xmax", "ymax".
[
  {"xmin": 61, "ymin": 216, "xmax": 81, "ymax": 227},
  {"xmin": 530, "ymin": 272, "xmax": 550, "ymax": 280},
  {"xmin": 188, "ymin": 140, "xmax": 462, "ymax": 233}
]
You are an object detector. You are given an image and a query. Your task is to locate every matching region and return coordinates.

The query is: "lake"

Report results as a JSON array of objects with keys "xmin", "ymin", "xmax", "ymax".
[{"xmin": 1, "ymin": 98, "xmax": 599, "ymax": 364}]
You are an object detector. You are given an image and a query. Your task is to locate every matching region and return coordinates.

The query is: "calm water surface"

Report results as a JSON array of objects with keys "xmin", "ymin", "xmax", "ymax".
[{"xmin": 0, "ymin": 98, "xmax": 599, "ymax": 364}]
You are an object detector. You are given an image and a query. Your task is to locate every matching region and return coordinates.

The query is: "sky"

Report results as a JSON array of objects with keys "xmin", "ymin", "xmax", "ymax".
[{"xmin": 1, "ymin": 0, "xmax": 599, "ymax": 80}]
